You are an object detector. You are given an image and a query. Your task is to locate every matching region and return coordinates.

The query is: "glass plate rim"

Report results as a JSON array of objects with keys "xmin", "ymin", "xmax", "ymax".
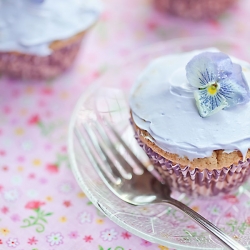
[{"xmin": 67, "ymin": 36, "xmax": 249, "ymax": 250}]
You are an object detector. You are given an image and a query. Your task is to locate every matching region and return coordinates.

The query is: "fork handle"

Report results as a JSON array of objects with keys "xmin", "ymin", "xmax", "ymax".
[{"xmin": 162, "ymin": 198, "xmax": 246, "ymax": 250}]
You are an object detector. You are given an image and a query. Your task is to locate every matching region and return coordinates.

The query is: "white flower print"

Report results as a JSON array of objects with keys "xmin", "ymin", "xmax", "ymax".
[
  {"xmin": 101, "ymin": 229, "xmax": 118, "ymax": 241},
  {"xmin": 207, "ymin": 204, "xmax": 222, "ymax": 216},
  {"xmin": 6, "ymin": 238, "xmax": 19, "ymax": 247},
  {"xmin": 11, "ymin": 176, "xmax": 23, "ymax": 186},
  {"xmin": 58, "ymin": 182, "xmax": 74, "ymax": 194},
  {"xmin": 46, "ymin": 232, "xmax": 63, "ymax": 246},
  {"xmin": 3, "ymin": 189, "xmax": 19, "ymax": 202},
  {"xmin": 78, "ymin": 211, "xmax": 92, "ymax": 224},
  {"xmin": 26, "ymin": 189, "xmax": 39, "ymax": 198}
]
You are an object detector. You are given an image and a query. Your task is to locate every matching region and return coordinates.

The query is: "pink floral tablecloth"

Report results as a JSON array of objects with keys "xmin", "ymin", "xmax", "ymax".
[{"xmin": 1, "ymin": 0, "xmax": 250, "ymax": 249}]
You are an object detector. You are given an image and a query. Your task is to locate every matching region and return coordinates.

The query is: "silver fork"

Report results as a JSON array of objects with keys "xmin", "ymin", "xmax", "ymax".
[{"xmin": 75, "ymin": 120, "xmax": 247, "ymax": 250}]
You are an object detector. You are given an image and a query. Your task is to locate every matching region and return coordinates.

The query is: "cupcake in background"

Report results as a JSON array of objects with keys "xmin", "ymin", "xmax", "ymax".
[
  {"xmin": 0, "ymin": 0, "xmax": 101, "ymax": 79},
  {"xmin": 153, "ymin": 0, "xmax": 237, "ymax": 20}
]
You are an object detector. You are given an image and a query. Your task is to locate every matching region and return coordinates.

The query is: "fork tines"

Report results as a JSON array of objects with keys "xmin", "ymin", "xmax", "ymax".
[{"xmin": 75, "ymin": 119, "xmax": 145, "ymax": 186}]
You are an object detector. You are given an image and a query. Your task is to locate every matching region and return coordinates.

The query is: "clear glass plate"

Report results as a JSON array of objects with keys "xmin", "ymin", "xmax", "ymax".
[{"xmin": 68, "ymin": 37, "xmax": 250, "ymax": 250}]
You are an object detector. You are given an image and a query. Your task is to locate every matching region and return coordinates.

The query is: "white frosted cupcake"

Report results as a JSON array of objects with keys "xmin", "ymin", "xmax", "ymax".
[
  {"xmin": 0, "ymin": 0, "xmax": 101, "ymax": 79},
  {"xmin": 130, "ymin": 48, "xmax": 250, "ymax": 196}
]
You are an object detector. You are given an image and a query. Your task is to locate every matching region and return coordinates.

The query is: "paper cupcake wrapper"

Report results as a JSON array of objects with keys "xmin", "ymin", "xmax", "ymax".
[
  {"xmin": 153, "ymin": 0, "xmax": 236, "ymax": 20},
  {"xmin": 134, "ymin": 133, "xmax": 250, "ymax": 197},
  {"xmin": 0, "ymin": 35, "xmax": 84, "ymax": 79}
]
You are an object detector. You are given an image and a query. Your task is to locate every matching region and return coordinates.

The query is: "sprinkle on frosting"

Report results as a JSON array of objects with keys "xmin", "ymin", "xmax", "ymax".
[{"xmin": 186, "ymin": 52, "xmax": 250, "ymax": 117}]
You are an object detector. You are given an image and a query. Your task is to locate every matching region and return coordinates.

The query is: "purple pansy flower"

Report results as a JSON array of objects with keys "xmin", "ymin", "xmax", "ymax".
[{"xmin": 186, "ymin": 52, "xmax": 250, "ymax": 117}]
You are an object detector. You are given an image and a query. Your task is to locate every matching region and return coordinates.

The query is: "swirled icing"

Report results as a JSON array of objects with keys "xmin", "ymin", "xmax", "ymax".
[
  {"xmin": 129, "ymin": 49, "xmax": 250, "ymax": 160},
  {"xmin": 0, "ymin": 0, "xmax": 101, "ymax": 55}
]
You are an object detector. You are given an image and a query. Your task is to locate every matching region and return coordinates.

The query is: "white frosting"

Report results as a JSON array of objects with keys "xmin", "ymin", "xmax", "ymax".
[
  {"xmin": 130, "ymin": 49, "xmax": 250, "ymax": 160},
  {"xmin": 0, "ymin": 0, "xmax": 101, "ymax": 55}
]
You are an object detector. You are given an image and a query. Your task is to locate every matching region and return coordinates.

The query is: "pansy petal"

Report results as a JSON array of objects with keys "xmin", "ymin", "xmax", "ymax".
[
  {"xmin": 194, "ymin": 89, "xmax": 228, "ymax": 117},
  {"xmin": 215, "ymin": 53, "xmax": 234, "ymax": 80},
  {"xmin": 186, "ymin": 52, "xmax": 233, "ymax": 88},
  {"xmin": 219, "ymin": 63, "xmax": 250, "ymax": 108},
  {"xmin": 186, "ymin": 53, "xmax": 217, "ymax": 88},
  {"xmin": 232, "ymin": 63, "xmax": 250, "ymax": 90}
]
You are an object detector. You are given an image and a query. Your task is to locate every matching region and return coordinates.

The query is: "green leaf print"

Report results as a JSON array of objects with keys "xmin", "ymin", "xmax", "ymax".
[
  {"xmin": 238, "ymin": 222, "xmax": 248, "ymax": 234},
  {"xmin": 226, "ymin": 219, "xmax": 250, "ymax": 235},
  {"xmin": 98, "ymin": 246, "xmax": 124, "ymax": 250},
  {"xmin": 21, "ymin": 206, "xmax": 52, "ymax": 233}
]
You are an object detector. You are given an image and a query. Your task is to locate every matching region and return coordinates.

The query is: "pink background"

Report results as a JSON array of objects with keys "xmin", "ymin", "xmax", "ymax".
[{"xmin": 1, "ymin": 0, "xmax": 250, "ymax": 249}]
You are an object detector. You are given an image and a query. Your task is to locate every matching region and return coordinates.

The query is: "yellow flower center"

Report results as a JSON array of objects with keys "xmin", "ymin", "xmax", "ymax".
[{"xmin": 207, "ymin": 83, "xmax": 218, "ymax": 95}]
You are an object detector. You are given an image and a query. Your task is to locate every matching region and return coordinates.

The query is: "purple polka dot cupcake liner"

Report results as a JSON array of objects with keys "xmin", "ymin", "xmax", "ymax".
[
  {"xmin": 0, "ymin": 36, "xmax": 84, "ymax": 80},
  {"xmin": 153, "ymin": 0, "xmax": 237, "ymax": 20},
  {"xmin": 134, "ymin": 133, "xmax": 250, "ymax": 197}
]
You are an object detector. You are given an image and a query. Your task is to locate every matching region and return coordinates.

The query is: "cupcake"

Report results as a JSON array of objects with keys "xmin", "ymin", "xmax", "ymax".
[
  {"xmin": 154, "ymin": 0, "xmax": 237, "ymax": 20},
  {"xmin": 0, "ymin": 0, "xmax": 101, "ymax": 79},
  {"xmin": 129, "ymin": 48, "xmax": 250, "ymax": 196}
]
